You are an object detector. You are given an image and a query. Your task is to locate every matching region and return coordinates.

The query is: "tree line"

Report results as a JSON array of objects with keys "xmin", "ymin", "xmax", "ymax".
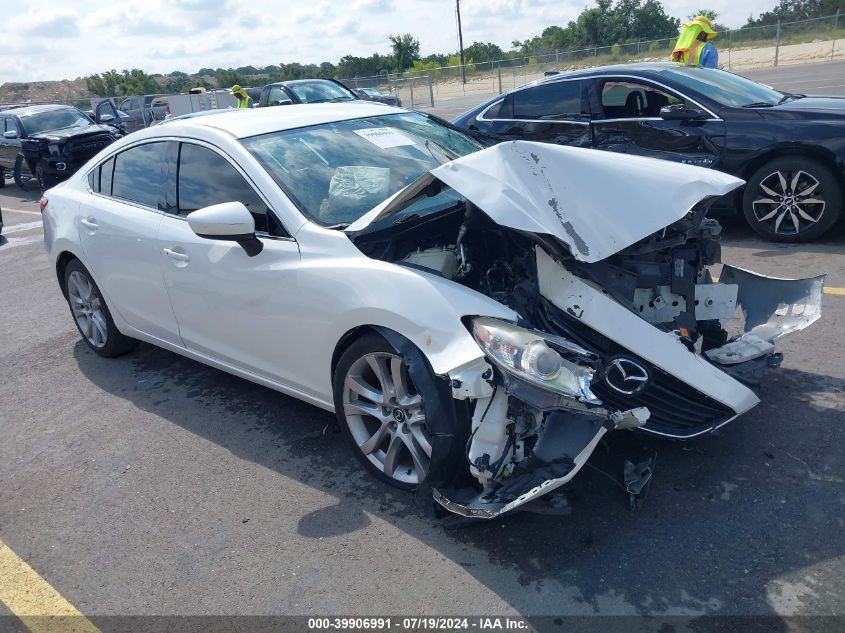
[{"xmin": 84, "ymin": 0, "xmax": 837, "ymax": 97}]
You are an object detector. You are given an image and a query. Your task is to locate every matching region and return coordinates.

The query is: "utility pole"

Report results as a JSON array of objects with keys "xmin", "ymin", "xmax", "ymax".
[{"xmin": 456, "ymin": 0, "xmax": 466, "ymax": 84}]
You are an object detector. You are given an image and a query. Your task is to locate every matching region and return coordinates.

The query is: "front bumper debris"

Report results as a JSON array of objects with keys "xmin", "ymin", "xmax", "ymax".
[{"xmin": 433, "ymin": 407, "xmax": 649, "ymax": 519}]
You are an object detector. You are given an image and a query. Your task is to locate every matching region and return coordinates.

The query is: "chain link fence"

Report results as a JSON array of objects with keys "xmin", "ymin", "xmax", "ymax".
[{"xmin": 341, "ymin": 11, "xmax": 845, "ymax": 107}]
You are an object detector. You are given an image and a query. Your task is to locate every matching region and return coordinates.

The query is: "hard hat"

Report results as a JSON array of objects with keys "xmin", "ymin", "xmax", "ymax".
[
  {"xmin": 231, "ymin": 84, "xmax": 242, "ymax": 93},
  {"xmin": 687, "ymin": 15, "xmax": 718, "ymax": 40}
]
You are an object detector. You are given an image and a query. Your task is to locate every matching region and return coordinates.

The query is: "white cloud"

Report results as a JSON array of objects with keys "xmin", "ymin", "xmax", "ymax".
[{"xmin": 0, "ymin": 0, "xmax": 783, "ymax": 83}]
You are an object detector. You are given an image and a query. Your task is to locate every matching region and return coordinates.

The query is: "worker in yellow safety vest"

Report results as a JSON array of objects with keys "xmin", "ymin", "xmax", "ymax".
[
  {"xmin": 231, "ymin": 85, "xmax": 252, "ymax": 108},
  {"xmin": 670, "ymin": 16, "xmax": 719, "ymax": 68}
]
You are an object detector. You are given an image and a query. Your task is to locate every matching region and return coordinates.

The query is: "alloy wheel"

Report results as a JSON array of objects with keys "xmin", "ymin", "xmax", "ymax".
[
  {"xmin": 67, "ymin": 271, "xmax": 108, "ymax": 348},
  {"xmin": 342, "ymin": 352, "xmax": 432, "ymax": 485},
  {"xmin": 752, "ymin": 170, "xmax": 825, "ymax": 236}
]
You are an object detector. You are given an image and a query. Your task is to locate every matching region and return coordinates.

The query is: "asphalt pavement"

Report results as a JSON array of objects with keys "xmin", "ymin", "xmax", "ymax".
[{"xmin": 1, "ymin": 60, "xmax": 844, "ymax": 631}]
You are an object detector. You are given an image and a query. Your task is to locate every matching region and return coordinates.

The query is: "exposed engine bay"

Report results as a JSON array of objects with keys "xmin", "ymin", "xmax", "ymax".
[{"xmin": 347, "ymin": 142, "xmax": 825, "ymax": 519}]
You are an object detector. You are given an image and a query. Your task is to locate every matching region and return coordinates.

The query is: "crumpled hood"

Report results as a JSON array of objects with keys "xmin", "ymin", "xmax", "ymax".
[
  {"xmin": 27, "ymin": 123, "xmax": 115, "ymax": 142},
  {"xmin": 348, "ymin": 141, "xmax": 744, "ymax": 263}
]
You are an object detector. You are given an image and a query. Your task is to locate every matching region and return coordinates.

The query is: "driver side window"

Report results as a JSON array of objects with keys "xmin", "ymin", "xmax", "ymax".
[
  {"xmin": 600, "ymin": 81, "xmax": 680, "ymax": 119},
  {"xmin": 176, "ymin": 143, "xmax": 288, "ymax": 237}
]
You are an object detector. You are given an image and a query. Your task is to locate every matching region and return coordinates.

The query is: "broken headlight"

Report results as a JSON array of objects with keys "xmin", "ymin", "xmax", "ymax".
[{"xmin": 472, "ymin": 317, "xmax": 599, "ymax": 403}]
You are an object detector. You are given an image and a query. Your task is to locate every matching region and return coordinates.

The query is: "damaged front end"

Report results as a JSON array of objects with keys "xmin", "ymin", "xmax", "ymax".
[{"xmin": 347, "ymin": 141, "xmax": 825, "ymax": 518}]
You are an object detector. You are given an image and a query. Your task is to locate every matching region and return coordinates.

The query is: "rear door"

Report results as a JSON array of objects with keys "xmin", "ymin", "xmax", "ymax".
[
  {"xmin": 0, "ymin": 116, "xmax": 22, "ymax": 171},
  {"xmin": 78, "ymin": 141, "xmax": 182, "ymax": 345},
  {"xmin": 589, "ymin": 76, "xmax": 725, "ymax": 168},
  {"xmin": 469, "ymin": 79, "xmax": 592, "ymax": 147}
]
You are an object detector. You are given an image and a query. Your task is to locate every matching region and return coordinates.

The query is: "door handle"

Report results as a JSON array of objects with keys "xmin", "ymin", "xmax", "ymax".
[
  {"xmin": 163, "ymin": 248, "xmax": 190, "ymax": 263},
  {"xmin": 80, "ymin": 217, "xmax": 98, "ymax": 231}
]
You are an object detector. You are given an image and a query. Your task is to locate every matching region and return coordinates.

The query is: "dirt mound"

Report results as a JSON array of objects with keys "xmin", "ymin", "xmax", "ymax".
[{"xmin": 0, "ymin": 78, "xmax": 90, "ymax": 106}]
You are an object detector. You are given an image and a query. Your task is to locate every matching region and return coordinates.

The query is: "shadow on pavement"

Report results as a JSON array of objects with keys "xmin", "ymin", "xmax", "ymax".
[{"xmin": 72, "ymin": 337, "xmax": 844, "ymax": 624}]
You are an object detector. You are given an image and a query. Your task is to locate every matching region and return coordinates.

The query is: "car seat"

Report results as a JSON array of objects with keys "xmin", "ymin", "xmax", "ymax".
[{"xmin": 624, "ymin": 91, "xmax": 646, "ymax": 118}]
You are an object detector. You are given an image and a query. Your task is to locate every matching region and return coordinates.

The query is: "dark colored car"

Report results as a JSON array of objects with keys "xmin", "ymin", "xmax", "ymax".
[
  {"xmin": 0, "ymin": 104, "xmax": 121, "ymax": 191},
  {"xmin": 352, "ymin": 87, "xmax": 402, "ymax": 107},
  {"xmin": 453, "ymin": 62, "xmax": 845, "ymax": 242},
  {"xmin": 257, "ymin": 79, "xmax": 359, "ymax": 107}
]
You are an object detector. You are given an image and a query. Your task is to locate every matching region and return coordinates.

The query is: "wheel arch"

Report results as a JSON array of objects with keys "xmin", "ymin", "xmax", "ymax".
[
  {"xmin": 738, "ymin": 144, "xmax": 845, "ymax": 188},
  {"xmin": 331, "ymin": 323, "xmax": 472, "ymax": 487},
  {"xmin": 55, "ymin": 250, "xmax": 83, "ymax": 298}
]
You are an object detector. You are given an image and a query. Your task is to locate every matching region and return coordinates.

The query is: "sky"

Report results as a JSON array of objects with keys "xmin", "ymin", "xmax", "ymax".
[{"xmin": 4, "ymin": 0, "xmax": 779, "ymax": 83}]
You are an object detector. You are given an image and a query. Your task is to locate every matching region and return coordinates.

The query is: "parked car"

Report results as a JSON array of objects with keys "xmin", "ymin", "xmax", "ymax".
[
  {"xmin": 42, "ymin": 103, "xmax": 823, "ymax": 519},
  {"xmin": 1, "ymin": 104, "xmax": 122, "ymax": 191},
  {"xmin": 257, "ymin": 79, "xmax": 358, "ymax": 107},
  {"xmin": 453, "ymin": 62, "xmax": 845, "ymax": 242},
  {"xmin": 352, "ymin": 87, "xmax": 402, "ymax": 107},
  {"xmin": 116, "ymin": 94, "xmax": 170, "ymax": 131}
]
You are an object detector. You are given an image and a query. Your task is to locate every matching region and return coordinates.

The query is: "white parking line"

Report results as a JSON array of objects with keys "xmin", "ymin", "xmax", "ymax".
[
  {"xmin": 1, "ymin": 207, "xmax": 42, "ymax": 216},
  {"xmin": 0, "ymin": 232, "xmax": 43, "ymax": 251},
  {"xmin": 2, "ymin": 221, "xmax": 43, "ymax": 234}
]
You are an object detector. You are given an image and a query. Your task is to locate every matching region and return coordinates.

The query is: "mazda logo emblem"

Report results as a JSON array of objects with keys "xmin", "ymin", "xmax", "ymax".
[{"xmin": 604, "ymin": 357, "xmax": 649, "ymax": 395}]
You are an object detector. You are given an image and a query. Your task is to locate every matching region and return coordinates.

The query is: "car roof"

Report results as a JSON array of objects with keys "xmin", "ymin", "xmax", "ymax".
[
  {"xmin": 517, "ymin": 62, "xmax": 687, "ymax": 88},
  {"xmin": 159, "ymin": 101, "xmax": 408, "ymax": 139},
  {"xmin": 3, "ymin": 104, "xmax": 78, "ymax": 117},
  {"xmin": 267, "ymin": 79, "xmax": 343, "ymax": 87}
]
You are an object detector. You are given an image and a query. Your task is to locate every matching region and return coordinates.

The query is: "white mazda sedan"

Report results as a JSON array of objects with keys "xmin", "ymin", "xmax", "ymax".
[{"xmin": 42, "ymin": 102, "xmax": 823, "ymax": 518}]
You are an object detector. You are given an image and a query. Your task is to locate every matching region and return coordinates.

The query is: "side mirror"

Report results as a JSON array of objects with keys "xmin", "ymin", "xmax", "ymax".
[
  {"xmin": 3, "ymin": 130, "xmax": 19, "ymax": 139},
  {"xmin": 99, "ymin": 114, "xmax": 115, "ymax": 122},
  {"xmin": 659, "ymin": 104, "xmax": 709, "ymax": 121},
  {"xmin": 186, "ymin": 201, "xmax": 264, "ymax": 256}
]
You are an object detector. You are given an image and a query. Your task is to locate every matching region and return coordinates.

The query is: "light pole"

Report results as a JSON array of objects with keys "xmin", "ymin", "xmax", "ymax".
[{"xmin": 457, "ymin": 0, "xmax": 466, "ymax": 84}]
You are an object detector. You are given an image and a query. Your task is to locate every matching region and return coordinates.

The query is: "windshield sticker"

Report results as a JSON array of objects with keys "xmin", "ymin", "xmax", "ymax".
[{"xmin": 353, "ymin": 127, "xmax": 416, "ymax": 149}]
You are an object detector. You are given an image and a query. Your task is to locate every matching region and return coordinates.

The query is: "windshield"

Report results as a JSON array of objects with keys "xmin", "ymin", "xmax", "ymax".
[
  {"xmin": 287, "ymin": 80, "xmax": 356, "ymax": 104},
  {"xmin": 242, "ymin": 112, "xmax": 482, "ymax": 226},
  {"xmin": 659, "ymin": 66, "xmax": 785, "ymax": 108},
  {"xmin": 20, "ymin": 108, "xmax": 92, "ymax": 135}
]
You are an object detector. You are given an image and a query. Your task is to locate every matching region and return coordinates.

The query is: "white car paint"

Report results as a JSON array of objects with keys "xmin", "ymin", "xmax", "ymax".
[{"xmin": 42, "ymin": 103, "xmax": 518, "ymax": 410}]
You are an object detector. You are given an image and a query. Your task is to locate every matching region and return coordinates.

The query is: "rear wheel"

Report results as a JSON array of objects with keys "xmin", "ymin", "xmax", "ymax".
[
  {"xmin": 742, "ymin": 156, "xmax": 842, "ymax": 242},
  {"xmin": 333, "ymin": 334, "xmax": 434, "ymax": 490},
  {"xmin": 63, "ymin": 259, "xmax": 138, "ymax": 357},
  {"xmin": 13, "ymin": 154, "xmax": 29, "ymax": 189}
]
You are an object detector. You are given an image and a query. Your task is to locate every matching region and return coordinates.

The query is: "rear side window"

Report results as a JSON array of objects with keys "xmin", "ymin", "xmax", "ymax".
[
  {"xmin": 111, "ymin": 142, "xmax": 166, "ymax": 208},
  {"xmin": 89, "ymin": 157, "xmax": 115, "ymax": 194},
  {"xmin": 512, "ymin": 81, "xmax": 584, "ymax": 121},
  {"xmin": 176, "ymin": 143, "xmax": 281, "ymax": 235}
]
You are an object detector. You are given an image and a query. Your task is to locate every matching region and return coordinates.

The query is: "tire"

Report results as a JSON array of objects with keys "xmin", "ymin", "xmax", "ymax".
[
  {"xmin": 63, "ymin": 259, "xmax": 138, "ymax": 358},
  {"xmin": 333, "ymin": 333, "xmax": 435, "ymax": 490},
  {"xmin": 13, "ymin": 154, "xmax": 28, "ymax": 189},
  {"xmin": 742, "ymin": 156, "xmax": 842, "ymax": 242},
  {"xmin": 0, "ymin": 168, "xmax": 5, "ymax": 188},
  {"xmin": 36, "ymin": 162, "xmax": 57, "ymax": 193}
]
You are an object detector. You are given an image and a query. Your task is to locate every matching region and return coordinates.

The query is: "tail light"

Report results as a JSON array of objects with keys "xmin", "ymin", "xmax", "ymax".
[
  {"xmin": 165, "ymin": 105, "xmax": 171, "ymax": 116},
  {"xmin": 39, "ymin": 197, "xmax": 49, "ymax": 213}
]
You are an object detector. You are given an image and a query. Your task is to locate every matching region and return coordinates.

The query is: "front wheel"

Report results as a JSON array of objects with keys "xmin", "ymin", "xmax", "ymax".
[
  {"xmin": 36, "ymin": 162, "xmax": 57, "ymax": 192},
  {"xmin": 333, "ymin": 334, "xmax": 434, "ymax": 490},
  {"xmin": 13, "ymin": 154, "xmax": 30, "ymax": 189},
  {"xmin": 63, "ymin": 259, "xmax": 138, "ymax": 357},
  {"xmin": 742, "ymin": 156, "xmax": 842, "ymax": 242}
]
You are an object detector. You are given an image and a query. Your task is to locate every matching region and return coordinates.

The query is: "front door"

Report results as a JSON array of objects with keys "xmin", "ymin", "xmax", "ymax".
[
  {"xmin": 156, "ymin": 141, "xmax": 303, "ymax": 386},
  {"xmin": 78, "ymin": 141, "xmax": 182, "ymax": 345},
  {"xmin": 589, "ymin": 77, "xmax": 725, "ymax": 169}
]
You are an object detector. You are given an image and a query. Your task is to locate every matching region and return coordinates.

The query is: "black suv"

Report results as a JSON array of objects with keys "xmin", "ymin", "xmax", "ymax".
[{"xmin": 1, "ymin": 104, "xmax": 122, "ymax": 191}]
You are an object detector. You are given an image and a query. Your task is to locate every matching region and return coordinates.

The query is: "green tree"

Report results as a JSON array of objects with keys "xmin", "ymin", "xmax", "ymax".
[
  {"xmin": 85, "ymin": 69, "xmax": 159, "ymax": 96},
  {"xmin": 388, "ymin": 33, "xmax": 421, "ymax": 71},
  {"xmin": 746, "ymin": 0, "xmax": 842, "ymax": 27},
  {"xmin": 687, "ymin": 9, "xmax": 729, "ymax": 32}
]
